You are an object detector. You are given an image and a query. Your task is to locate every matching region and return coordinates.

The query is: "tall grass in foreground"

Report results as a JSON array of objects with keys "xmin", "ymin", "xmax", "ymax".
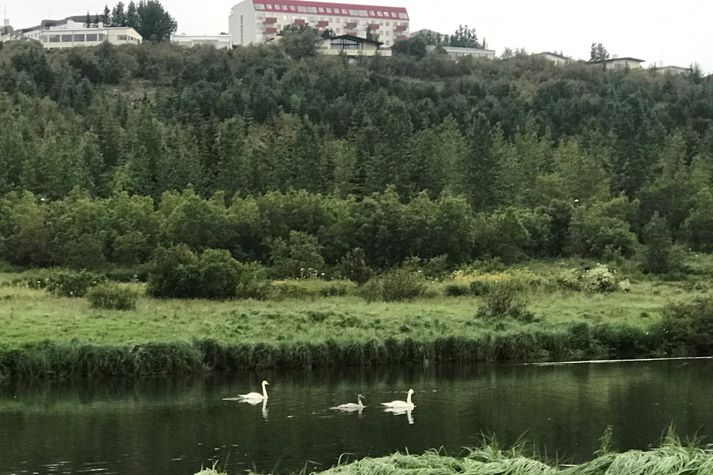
[{"xmin": 317, "ymin": 433, "xmax": 713, "ymax": 475}]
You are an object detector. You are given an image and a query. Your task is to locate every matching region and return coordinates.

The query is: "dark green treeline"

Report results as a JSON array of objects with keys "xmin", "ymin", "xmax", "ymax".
[{"xmin": 1, "ymin": 39, "xmax": 713, "ymax": 271}]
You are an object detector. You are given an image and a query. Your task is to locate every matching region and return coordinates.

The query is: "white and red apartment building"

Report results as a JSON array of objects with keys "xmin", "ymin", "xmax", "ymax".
[{"xmin": 229, "ymin": 0, "xmax": 409, "ymax": 48}]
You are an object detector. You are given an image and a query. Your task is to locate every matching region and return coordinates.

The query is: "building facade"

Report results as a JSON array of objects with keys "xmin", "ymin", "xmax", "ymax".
[
  {"xmin": 171, "ymin": 33, "xmax": 232, "ymax": 49},
  {"xmin": 229, "ymin": 0, "xmax": 409, "ymax": 48},
  {"xmin": 3, "ymin": 17, "xmax": 141, "ymax": 48},
  {"xmin": 428, "ymin": 45, "xmax": 495, "ymax": 60},
  {"xmin": 533, "ymin": 52, "xmax": 571, "ymax": 66},
  {"xmin": 317, "ymin": 34, "xmax": 391, "ymax": 57},
  {"xmin": 651, "ymin": 65, "xmax": 691, "ymax": 76},
  {"xmin": 590, "ymin": 57, "xmax": 645, "ymax": 71}
]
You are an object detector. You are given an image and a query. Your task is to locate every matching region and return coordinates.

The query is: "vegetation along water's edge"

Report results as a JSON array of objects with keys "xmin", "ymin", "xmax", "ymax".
[
  {"xmin": 3, "ymin": 256, "xmax": 713, "ymax": 380},
  {"xmin": 194, "ymin": 432, "xmax": 713, "ymax": 475}
]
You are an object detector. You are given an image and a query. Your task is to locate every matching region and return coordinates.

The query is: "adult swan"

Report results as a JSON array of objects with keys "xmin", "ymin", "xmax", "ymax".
[
  {"xmin": 331, "ymin": 394, "xmax": 366, "ymax": 412},
  {"xmin": 240, "ymin": 380, "xmax": 269, "ymax": 401},
  {"xmin": 381, "ymin": 388, "xmax": 414, "ymax": 409}
]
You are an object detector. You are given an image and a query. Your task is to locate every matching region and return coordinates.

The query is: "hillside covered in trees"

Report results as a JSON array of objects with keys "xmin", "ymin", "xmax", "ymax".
[{"xmin": 0, "ymin": 38, "xmax": 712, "ymax": 275}]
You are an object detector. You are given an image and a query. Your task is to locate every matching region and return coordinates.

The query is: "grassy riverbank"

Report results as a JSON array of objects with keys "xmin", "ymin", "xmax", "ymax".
[
  {"xmin": 1, "ymin": 258, "xmax": 712, "ymax": 380},
  {"xmin": 196, "ymin": 434, "xmax": 713, "ymax": 474}
]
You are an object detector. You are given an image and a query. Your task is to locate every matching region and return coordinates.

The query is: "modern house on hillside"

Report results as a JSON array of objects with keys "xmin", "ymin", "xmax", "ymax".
[
  {"xmin": 589, "ymin": 56, "xmax": 645, "ymax": 70},
  {"xmin": 533, "ymin": 51, "xmax": 571, "ymax": 65},
  {"xmin": 2, "ymin": 16, "xmax": 141, "ymax": 48},
  {"xmin": 428, "ymin": 45, "xmax": 495, "ymax": 60},
  {"xmin": 317, "ymin": 34, "xmax": 391, "ymax": 57},
  {"xmin": 171, "ymin": 33, "xmax": 232, "ymax": 49},
  {"xmin": 650, "ymin": 65, "xmax": 691, "ymax": 76},
  {"xmin": 229, "ymin": 0, "xmax": 409, "ymax": 48}
]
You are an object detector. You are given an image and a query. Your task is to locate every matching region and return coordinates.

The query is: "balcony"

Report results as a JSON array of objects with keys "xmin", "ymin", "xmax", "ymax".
[
  {"xmin": 346, "ymin": 22, "xmax": 357, "ymax": 29},
  {"xmin": 264, "ymin": 27, "xmax": 278, "ymax": 34},
  {"xmin": 264, "ymin": 17, "xmax": 277, "ymax": 24},
  {"xmin": 317, "ymin": 20, "xmax": 329, "ymax": 28}
]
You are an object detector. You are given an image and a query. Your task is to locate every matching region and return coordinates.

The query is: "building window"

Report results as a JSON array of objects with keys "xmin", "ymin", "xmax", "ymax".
[
  {"xmin": 61, "ymin": 34, "xmax": 73, "ymax": 42},
  {"xmin": 49, "ymin": 34, "xmax": 60, "ymax": 42},
  {"xmin": 97, "ymin": 34, "xmax": 106, "ymax": 41},
  {"xmin": 118, "ymin": 34, "xmax": 128, "ymax": 41},
  {"xmin": 73, "ymin": 34, "xmax": 85, "ymax": 42},
  {"xmin": 255, "ymin": 3, "xmax": 264, "ymax": 9},
  {"xmin": 86, "ymin": 33, "xmax": 98, "ymax": 41}
]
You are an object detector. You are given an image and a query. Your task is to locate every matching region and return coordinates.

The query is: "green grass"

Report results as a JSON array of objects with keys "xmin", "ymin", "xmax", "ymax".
[
  {"xmin": 193, "ymin": 432, "xmax": 713, "ymax": 475},
  {"xmin": 1, "ymin": 258, "xmax": 711, "ymax": 379},
  {"xmin": 315, "ymin": 434, "xmax": 713, "ymax": 475}
]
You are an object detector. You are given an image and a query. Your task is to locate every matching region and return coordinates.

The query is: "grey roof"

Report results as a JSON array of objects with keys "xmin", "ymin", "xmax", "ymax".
[
  {"xmin": 535, "ymin": 51, "xmax": 570, "ymax": 60},
  {"xmin": 589, "ymin": 57, "xmax": 645, "ymax": 64}
]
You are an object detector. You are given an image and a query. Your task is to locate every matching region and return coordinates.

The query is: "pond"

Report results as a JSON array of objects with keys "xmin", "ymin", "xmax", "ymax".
[{"xmin": 1, "ymin": 359, "xmax": 713, "ymax": 474}]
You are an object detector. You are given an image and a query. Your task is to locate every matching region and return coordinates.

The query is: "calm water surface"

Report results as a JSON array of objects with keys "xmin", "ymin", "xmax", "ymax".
[{"xmin": 1, "ymin": 360, "xmax": 713, "ymax": 474}]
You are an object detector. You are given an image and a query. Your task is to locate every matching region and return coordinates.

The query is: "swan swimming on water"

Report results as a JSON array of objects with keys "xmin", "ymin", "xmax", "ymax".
[
  {"xmin": 223, "ymin": 380, "xmax": 269, "ymax": 402},
  {"xmin": 240, "ymin": 380, "xmax": 269, "ymax": 401},
  {"xmin": 381, "ymin": 388, "xmax": 415, "ymax": 409},
  {"xmin": 331, "ymin": 394, "xmax": 365, "ymax": 412}
]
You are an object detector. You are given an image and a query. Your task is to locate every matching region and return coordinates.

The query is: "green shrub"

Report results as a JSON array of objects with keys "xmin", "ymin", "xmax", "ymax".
[
  {"xmin": 476, "ymin": 282, "xmax": 535, "ymax": 322},
  {"xmin": 337, "ymin": 248, "xmax": 373, "ymax": 285},
  {"xmin": 235, "ymin": 261, "xmax": 270, "ymax": 300},
  {"xmin": 149, "ymin": 246, "xmax": 243, "ymax": 300},
  {"xmin": 46, "ymin": 270, "xmax": 107, "ymax": 297},
  {"xmin": 359, "ymin": 268, "xmax": 426, "ymax": 302},
  {"xmin": 271, "ymin": 282, "xmax": 313, "ymax": 300},
  {"xmin": 86, "ymin": 283, "xmax": 139, "ymax": 310},
  {"xmin": 103, "ymin": 266, "xmax": 149, "ymax": 283},
  {"xmin": 643, "ymin": 212, "xmax": 674, "ymax": 274},
  {"xmin": 198, "ymin": 249, "xmax": 240, "ymax": 300},
  {"xmin": 6, "ymin": 268, "xmax": 57, "ymax": 289},
  {"xmin": 269, "ymin": 231, "xmax": 325, "ymax": 279},
  {"xmin": 657, "ymin": 297, "xmax": 713, "ymax": 355},
  {"xmin": 469, "ymin": 280, "xmax": 492, "ymax": 296},
  {"xmin": 582, "ymin": 264, "xmax": 618, "ymax": 293},
  {"xmin": 148, "ymin": 245, "xmax": 201, "ymax": 298},
  {"xmin": 319, "ymin": 281, "xmax": 354, "ymax": 297},
  {"xmin": 445, "ymin": 284, "xmax": 470, "ymax": 297},
  {"xmin": 553, "ymin": 268, "xmax": 582, "ymax": 291}
]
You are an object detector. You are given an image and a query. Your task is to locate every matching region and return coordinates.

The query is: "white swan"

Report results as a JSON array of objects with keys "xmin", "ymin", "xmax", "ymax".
[
  {"xmin": 331, "ymin": 394, "xmax": 365, "ymax": 412},
  {"xmin": 381, "ymin": 388, "xmax": 415, "ymax": 409},
  {"xmin": 238, "ymin": 381, "xmax": 270, "ymax": 404}
]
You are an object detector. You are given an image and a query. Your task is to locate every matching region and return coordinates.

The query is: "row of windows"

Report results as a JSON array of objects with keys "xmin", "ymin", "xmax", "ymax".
[
  {"xmin": 255, "ymin": 3, "xmax": 407, "ymax": 19},
  {"xmin": 261, "ymin": 15, "xmax": 406, "ymax": 28},
  {"xmin": 40, "ymin": 33, "xmax": 139, "ymax": 43},
  {"xmin": 42, "ymin": 33, "xmax": 105, "ymax": 43},
  {"xmin": 260, "ymin": 22, "xmax": 402, "ymax": 37}
]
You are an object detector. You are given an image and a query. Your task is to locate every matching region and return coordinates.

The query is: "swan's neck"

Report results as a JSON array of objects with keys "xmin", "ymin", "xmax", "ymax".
[
  {"xmin": 262, "ymin": 383, "xmax": 268, "ymax": 399},
  {"xmin": 357, "ymin": 396, "xmax": 363, "ymax": 406},
  {"xmin": 406, "ymin": 392, "xmax": 412, "ymax": 404}
]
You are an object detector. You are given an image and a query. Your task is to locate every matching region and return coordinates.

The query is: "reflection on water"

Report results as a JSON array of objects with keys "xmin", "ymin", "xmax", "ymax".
[{"xmin": 1, "ymin": 360, "xmax": 713, "ymax": 474}]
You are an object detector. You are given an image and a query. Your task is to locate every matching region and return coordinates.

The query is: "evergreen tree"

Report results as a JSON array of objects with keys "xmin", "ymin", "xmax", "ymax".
[
  {"xmin": 135, "ymin": 0, "xmax": 177, "ymax": 42},
  {"xmin": 590, "ymin": 42, "xmax": 610, "ymax": 62},
  {"xmin": 111, "ymin": 2, "xmax": 127, "ymax": 26},
  {"xmin": 126, "ymin": 1, "xmax": 140, "ymax": 30},
  {"xmin": 643, "ymin": 212, "xmax": 673, "ymax": 274},
  {"xmin": 450, "ymin": 25, "xmax": 481, "ymax": 48}
]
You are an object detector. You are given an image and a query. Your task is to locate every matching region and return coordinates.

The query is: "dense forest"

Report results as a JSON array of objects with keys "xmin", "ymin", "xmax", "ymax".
[{"xmin": 0, "ymin": 38, "xmax": 712, "ymax": 276}]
